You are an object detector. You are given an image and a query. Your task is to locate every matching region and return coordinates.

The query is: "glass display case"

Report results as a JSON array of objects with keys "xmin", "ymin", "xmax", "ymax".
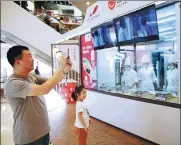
[{"xmin": 95, "ymin": 4, "xmax": 180, "ymax": 104}]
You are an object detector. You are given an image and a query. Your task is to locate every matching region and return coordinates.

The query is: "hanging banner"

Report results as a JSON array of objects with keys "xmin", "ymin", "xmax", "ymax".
[{"xmin": 80, "ymin": 33, "xmax": 97, "ymax": 89}]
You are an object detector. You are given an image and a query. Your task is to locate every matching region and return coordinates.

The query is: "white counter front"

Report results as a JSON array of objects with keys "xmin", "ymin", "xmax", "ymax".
[{"xmin": 85, "ymin": 91, "xmax": 180, "ymax": 145}]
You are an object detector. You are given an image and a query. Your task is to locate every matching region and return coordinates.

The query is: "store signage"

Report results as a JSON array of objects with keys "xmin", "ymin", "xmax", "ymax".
[
  {"xmin": 86, "ymin": 4, "xmax": 100, "ymax": 23},
  {"xmin": 83, "ymin": 1, "xmax": 154, "ymax": 28},
  {"xmin": 108, "ymin": 1, "xmax": 116, "ymax": 10},
  {"xmin": 107, "ymin": 1, "xmax": 128, "ymax": 10},
  {"xmin": 81, "ymin": 33, "xmax": 97, "ymax": 89},
  {"xmin": 89, "ymin": 5, "xmax": 98, "ymax": 17}
]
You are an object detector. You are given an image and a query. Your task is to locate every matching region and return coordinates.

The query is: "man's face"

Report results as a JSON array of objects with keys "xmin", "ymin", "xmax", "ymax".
[
  {"xmin": 124, "ymin": 65, "xmax": 130, "ymax": 71},
  {"xmin": 168, "ymin": 63, "xmax": 175, "ymax": 70},
  {"xmin": 16, "ymin": 50, "xmax": 34, "ymax": 72},
  {"xmin": 143, "ymin": 63, "xmax": 149, "ymax": 68}
]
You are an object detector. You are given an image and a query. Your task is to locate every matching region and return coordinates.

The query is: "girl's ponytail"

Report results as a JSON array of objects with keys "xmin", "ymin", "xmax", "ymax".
[
  {"xmin": 71, "ymin": 91, "xmax": 77, "ymax": 101},
  {"xmin": 71, "ymin": 85, "xmax": 84, "ymax": 102}
]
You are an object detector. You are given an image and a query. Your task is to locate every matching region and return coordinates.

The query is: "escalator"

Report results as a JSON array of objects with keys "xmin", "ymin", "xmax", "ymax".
[
  {"xmin": 1, "ymin": 1, "xmax": 81, "ymax": 101},
  {"xmin": 1, "ymin": 1, "xmax": 62, "ymax": 57}
]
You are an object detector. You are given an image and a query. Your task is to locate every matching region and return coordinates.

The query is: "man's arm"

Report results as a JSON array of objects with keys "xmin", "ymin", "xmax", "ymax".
[
  {"xmin": 28, "ymin": 56, "xmax": 72, "ymax": 97},
  {"xmin": 31, "ymin": 73, "xmax": 48, "ymax": 85}
]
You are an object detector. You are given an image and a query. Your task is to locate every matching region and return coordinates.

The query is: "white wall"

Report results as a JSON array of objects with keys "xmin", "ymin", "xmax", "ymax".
[
  {"xmin": 1, "ymin": 43, "xmax": 13, "ymax": 77},
  {"xmin": 85, "ymin": 91, "xmax": 180, "ymax": 145},
  {"xmin": 74, "ymin": 7, "xmax": 82, "ymax": 16},
  {"xmin": 1, "ymin": 1, "xmax": 62, "ymax": 57}
]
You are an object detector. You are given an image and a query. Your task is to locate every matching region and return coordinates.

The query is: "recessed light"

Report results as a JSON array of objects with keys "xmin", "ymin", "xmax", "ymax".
[{"xmin": 86, "ymin": 1, "xmax": 90, "ymax": 6}]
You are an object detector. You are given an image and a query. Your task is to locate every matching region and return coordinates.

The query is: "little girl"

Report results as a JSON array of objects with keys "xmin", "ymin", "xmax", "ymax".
[{"xmin": 72, "ymin": 85, "xmax": 92, "ymax": 145}]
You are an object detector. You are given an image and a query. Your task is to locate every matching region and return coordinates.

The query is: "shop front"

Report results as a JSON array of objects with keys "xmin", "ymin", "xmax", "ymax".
[{"xmin": 57, "ymin": 1, "xmax": 181, "ymax": 145}]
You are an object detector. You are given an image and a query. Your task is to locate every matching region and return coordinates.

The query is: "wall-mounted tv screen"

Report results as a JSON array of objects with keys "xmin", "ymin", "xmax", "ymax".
[
  {"xmin": 115, "ymin": 4, "xmax": 159, "ymax": 46},
  {"xmin": 91, "ymin": 20, "xmax": 117, "ymax": 50}
]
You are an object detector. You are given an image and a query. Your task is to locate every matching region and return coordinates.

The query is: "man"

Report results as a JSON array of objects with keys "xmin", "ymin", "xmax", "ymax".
[
  {"xmin": 121, "ymin": 58, "xmax": 138, "ymax": 92},
  {"xmin": 4, "ymin": 45, "xmax": 72, "ymax": 145},
  {"xmin": 93, "ymin": 31, "xmax": 99, "ymax": 48},
  {"xmin": 118, "ymin": 18, "xmax": 127, "ymax": 42},
  {"xmin": 35, "ymin": 61, "xmax": 40, "ymax": 75},
  {"xmin": 140, "ymin": 19, "xmax": 154, "ymax": 37},
  {"xmin": 35, "ymin": 65, "xmax": 40, "ymax": 75},
  {"xmin": 166, "ymin": 54, "xmax": 178, "ymax": 94},
  {"xmin": 137, "ymin": 55, "xmax": 157, "ymax": 92}
]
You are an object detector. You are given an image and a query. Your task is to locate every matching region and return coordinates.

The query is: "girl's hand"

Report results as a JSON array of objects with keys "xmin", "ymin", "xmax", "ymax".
[
  {"xmin": 84, "ymin": 126, "xmax": 88, "ymax": 132},
  {"xmin": 89, "ymin": 118, "xmax": 93, "ymax": 124}
]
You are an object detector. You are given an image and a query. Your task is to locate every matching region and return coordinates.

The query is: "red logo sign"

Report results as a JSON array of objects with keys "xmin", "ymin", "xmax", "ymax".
[
  {"xmin": 108, "ymin": 1, "xmax": 116, "ymax": 10},
  {"xmin": 89, "ymin": 5, "xmax": 98, "ymax": 17}
]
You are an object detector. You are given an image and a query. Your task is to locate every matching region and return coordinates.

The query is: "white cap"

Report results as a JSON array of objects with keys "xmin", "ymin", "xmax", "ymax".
[
  {"xmin": 168, "ymin": 54, "xmax": 177, "ymax": 64},
  {"xmin": 124, "ymin": 57, "xmax": 131, "ymax": 66},
  {"xmin": 142, "ymin": 55, "xmax": 150, "ymax": 63}
]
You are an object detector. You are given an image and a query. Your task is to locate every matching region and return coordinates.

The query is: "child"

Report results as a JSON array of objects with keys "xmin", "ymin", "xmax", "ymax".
[{"xmin": 72, "ymin": 85, "xmax": 92, "ymax": 145}]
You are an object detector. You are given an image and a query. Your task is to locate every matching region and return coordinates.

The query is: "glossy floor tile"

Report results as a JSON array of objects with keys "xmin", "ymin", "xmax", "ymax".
[
  {"xmin": 1, "ymin": 95, "xmax": 154, "ymax": 145},
  {"xmin": 49, "ymin": 104, "xmax": 153, "ymax": 145}
]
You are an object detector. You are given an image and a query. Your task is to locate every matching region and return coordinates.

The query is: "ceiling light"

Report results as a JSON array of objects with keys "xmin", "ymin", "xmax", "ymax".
[{"xmin": 86, "ymin": 1, "xmax": 90, "ymax": 6}]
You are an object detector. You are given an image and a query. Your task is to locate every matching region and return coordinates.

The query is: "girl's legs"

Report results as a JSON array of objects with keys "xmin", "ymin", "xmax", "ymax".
[{"xmin": 75, "ymin": 127, "xmax": 88, "ymax": 145}]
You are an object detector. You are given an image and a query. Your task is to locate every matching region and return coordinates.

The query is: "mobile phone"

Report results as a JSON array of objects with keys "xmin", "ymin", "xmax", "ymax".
[{"xmin": 67, "ymin": 48, "xmax": 70, "ymax": 59}]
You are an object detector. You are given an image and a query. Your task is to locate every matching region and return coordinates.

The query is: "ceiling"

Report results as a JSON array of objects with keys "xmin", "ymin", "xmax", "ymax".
[
  {"xmin": 71, "ymin": 0, "xmax": 97, "ymax": 14},
  {"xmin": 33, "ymin": 1, "xmax": 96, "ymax": 14},
  {"xmin": 1, "ymin": 29, "xmax": 52, "ymax": 67},
  {"xmin": 0, "ymin": 40, "xmax": 5, "ymax": 43}
]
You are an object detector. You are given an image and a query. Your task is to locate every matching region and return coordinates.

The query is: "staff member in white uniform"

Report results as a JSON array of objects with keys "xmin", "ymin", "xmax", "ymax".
[
  {"xmin": 166, "ymin": 54, "xmax": 178, "ymax": 94},
  {"xmin": 122, "ymin": 57, "xmax": 138, "ymax": 92},
  {"xmin": 138, "ymin": 55, "xmax": 157, "ymax": 92}
]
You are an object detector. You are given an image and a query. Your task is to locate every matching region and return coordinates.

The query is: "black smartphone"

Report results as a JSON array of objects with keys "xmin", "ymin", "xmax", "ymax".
[{"xmin": 67, "ymin": 48, "xmax": 70, "ymax": 59}]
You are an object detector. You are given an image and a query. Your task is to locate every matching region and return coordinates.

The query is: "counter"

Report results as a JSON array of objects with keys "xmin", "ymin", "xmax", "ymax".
[{"xmin": 85, "ymin": 90, "xmax": 180, "ymax": 145}]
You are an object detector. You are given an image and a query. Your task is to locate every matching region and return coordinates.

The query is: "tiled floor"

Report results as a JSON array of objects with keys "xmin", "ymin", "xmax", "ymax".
[
  {"xmin": 49, "ymin": 104, "xmax": 154, "ymax": 145},
  {"xmin": 1, "ymin": 94, "xmax": 154, "ymax": 145}
]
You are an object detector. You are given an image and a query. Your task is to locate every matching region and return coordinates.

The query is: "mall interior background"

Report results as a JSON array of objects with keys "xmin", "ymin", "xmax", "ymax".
[{"xmin": 1, "ymin": 1, "xmax": 180, "ymax": 145}]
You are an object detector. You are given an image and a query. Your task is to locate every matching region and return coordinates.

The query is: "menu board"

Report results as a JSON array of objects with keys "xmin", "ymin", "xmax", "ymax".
[{"xmin": 80, "ymin": 33, "xmax": 97, "ymax": 89}]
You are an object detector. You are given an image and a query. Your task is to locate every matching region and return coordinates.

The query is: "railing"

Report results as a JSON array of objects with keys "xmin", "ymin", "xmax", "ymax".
[{"xmin": 14, "ymin": 1, "xmax": 83, "ymax": 34}]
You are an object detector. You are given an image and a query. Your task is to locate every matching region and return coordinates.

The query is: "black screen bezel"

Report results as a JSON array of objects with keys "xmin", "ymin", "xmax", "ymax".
[
  {"xmin": 91, "ymin": 20, "xmax": 118, "ymax": 50},
  {"xmin": 114, "ymin": 4, "xmax": 159, "ymax": 46}
]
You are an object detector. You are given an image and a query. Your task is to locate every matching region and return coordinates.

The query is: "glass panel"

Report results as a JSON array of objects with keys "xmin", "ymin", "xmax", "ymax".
[{"xmin": 96, "ymin": 4, "xmax": 179, "ymax": 104}]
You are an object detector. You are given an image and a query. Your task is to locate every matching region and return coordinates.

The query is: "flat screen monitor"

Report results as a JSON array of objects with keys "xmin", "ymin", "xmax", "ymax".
[
  {"xmin": 91, "ymin": 20, "xmax": 117, "ymax": 50},
  {"xmin": 115, "ymin": 4, "xmax": 159, "ymax": 46}
]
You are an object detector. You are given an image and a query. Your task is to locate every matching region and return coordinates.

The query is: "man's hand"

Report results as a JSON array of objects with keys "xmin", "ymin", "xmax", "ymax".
[
  {"xmin": 58, "ymin": 53, "xmax": 66, "ymax": 70},
  {"xmin": 58, "ymin": 54, "xmax": 72, "ymax": 73},
  {"xmin": 64, "ymin": 57, "xmax": 72, "ymax": 73}
]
